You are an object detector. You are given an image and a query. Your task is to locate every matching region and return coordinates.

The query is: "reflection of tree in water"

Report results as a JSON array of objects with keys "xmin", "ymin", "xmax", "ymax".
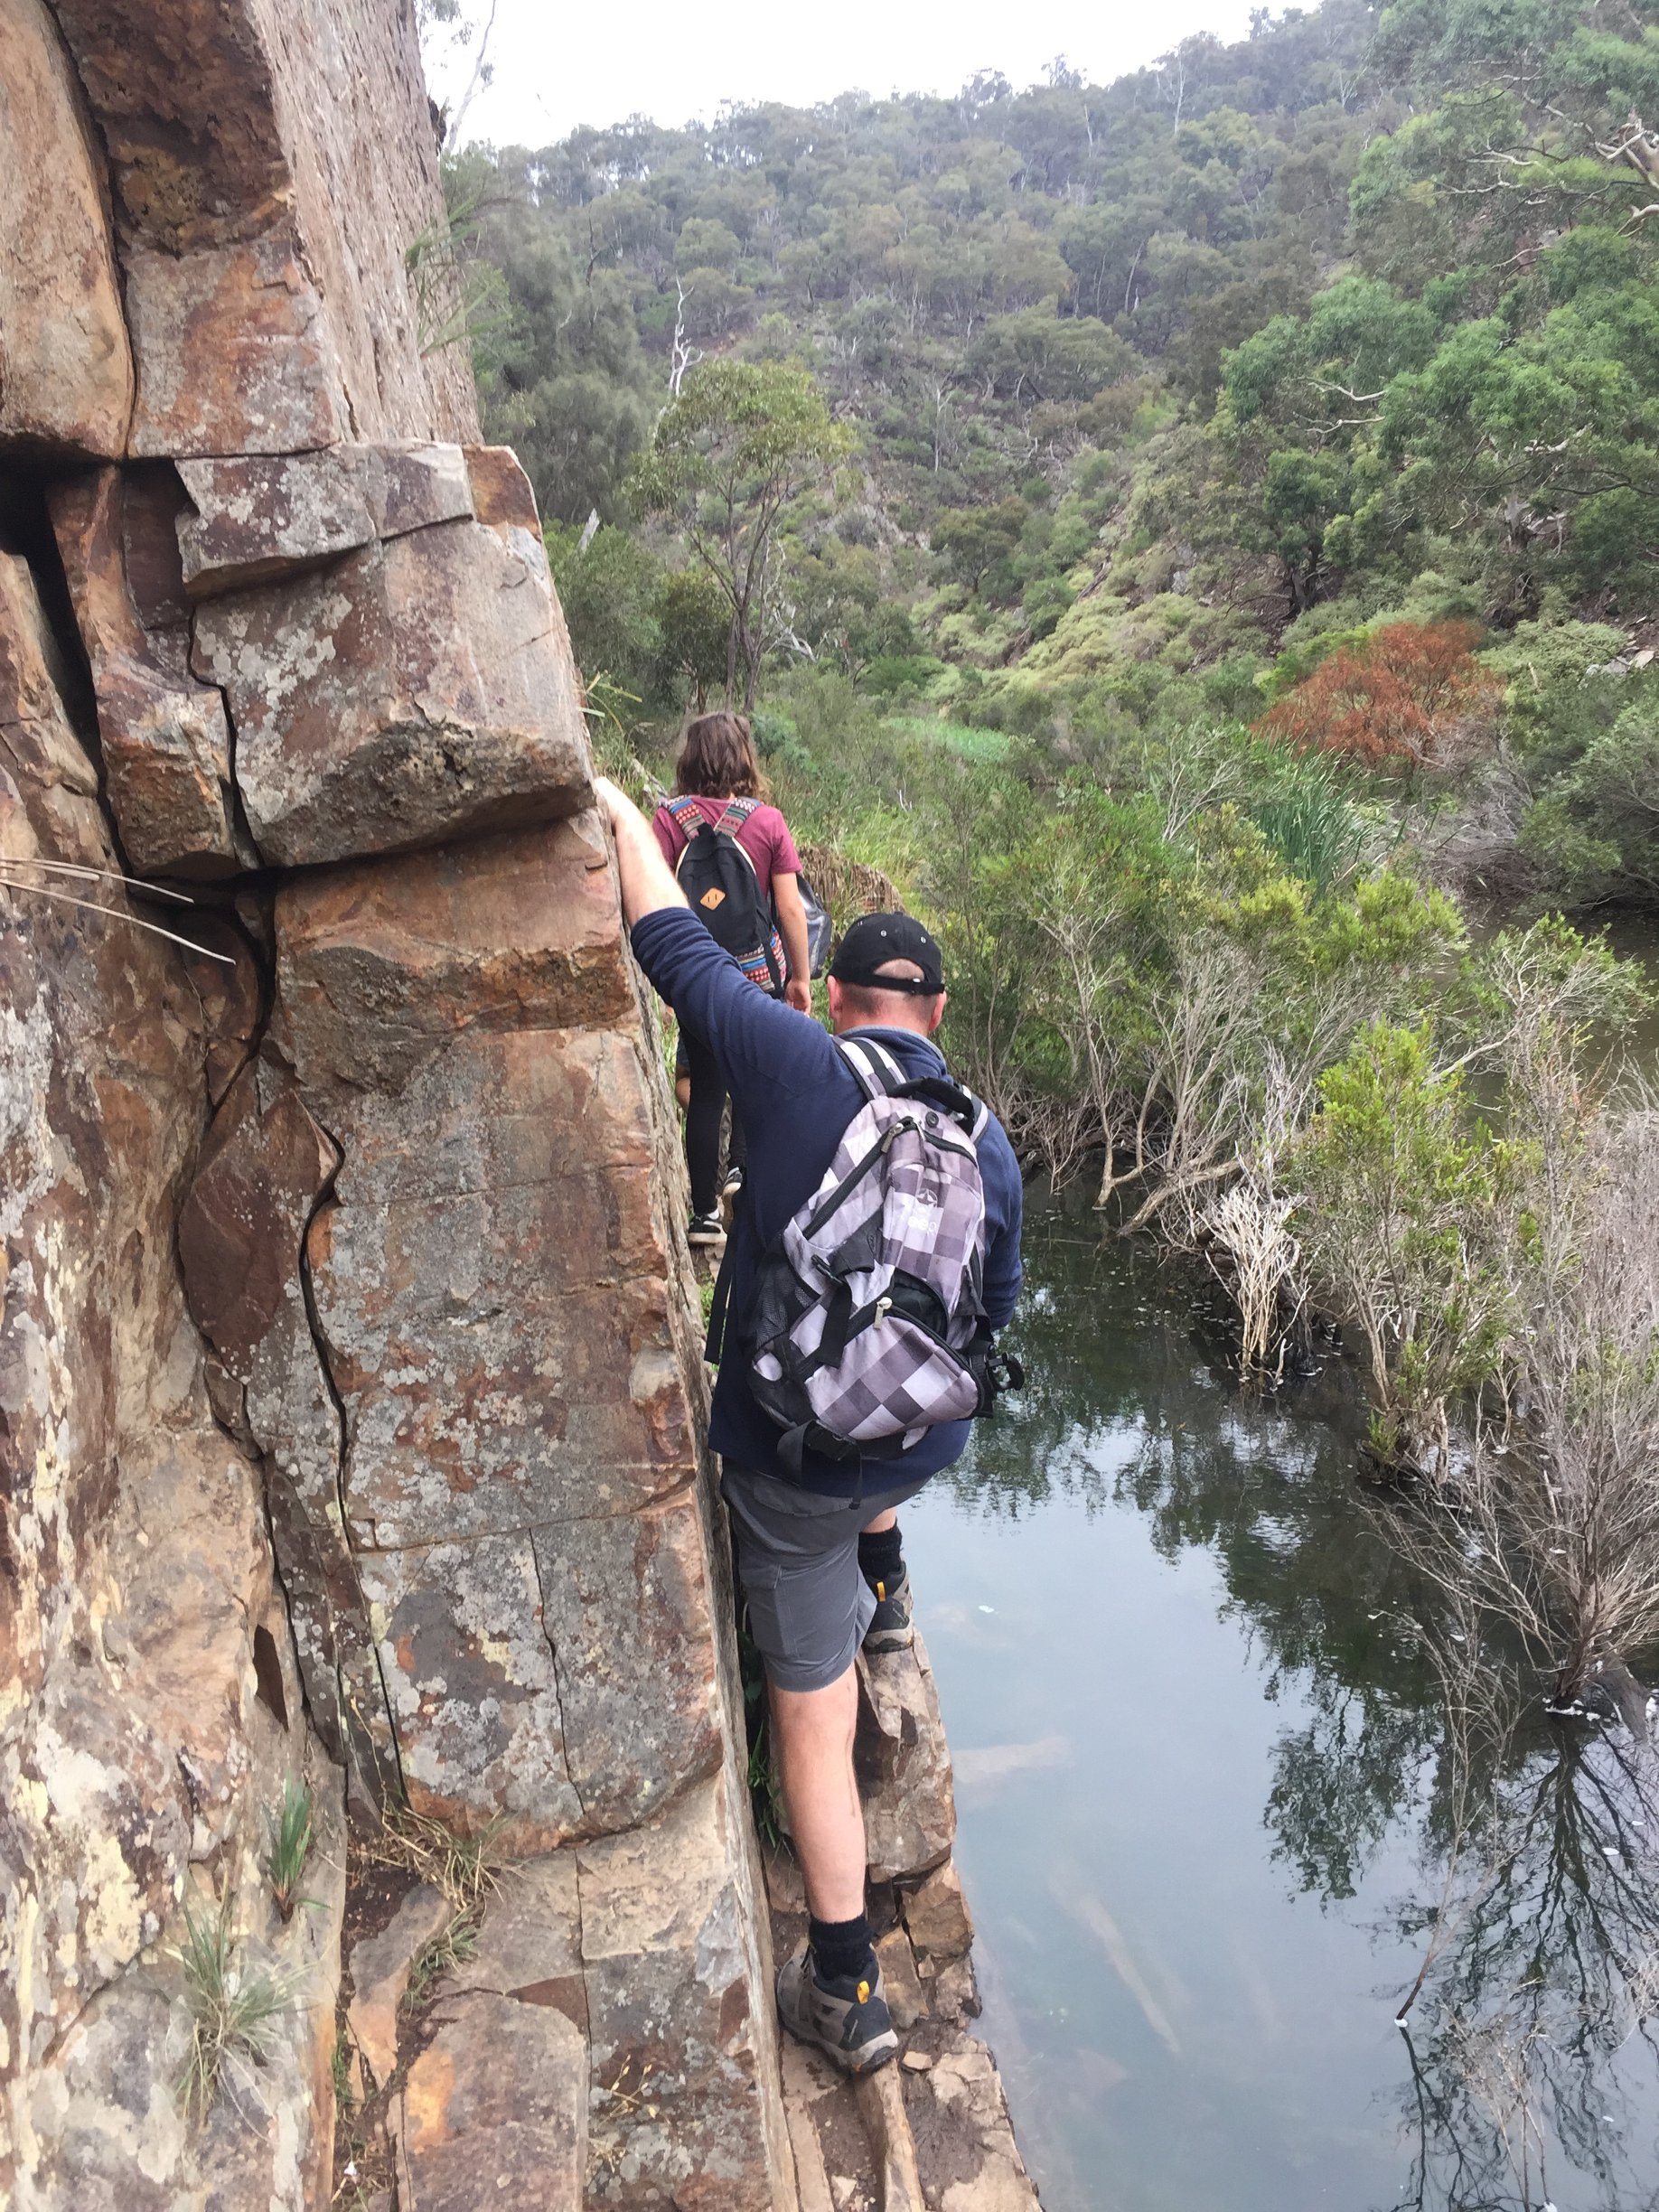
[
  {"xmin": 950, "ymin": 1211, "xmax": 1659, "ymax": 2206},
  {"xmin": 1386, "ymin": 1662, "xmax": 1659, "ymax": 2212}
]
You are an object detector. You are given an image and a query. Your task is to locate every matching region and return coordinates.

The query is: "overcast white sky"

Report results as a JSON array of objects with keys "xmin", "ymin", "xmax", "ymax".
[{"xmin": 432, "ymin": 0, "xmax": 1262, "ymax": 148}]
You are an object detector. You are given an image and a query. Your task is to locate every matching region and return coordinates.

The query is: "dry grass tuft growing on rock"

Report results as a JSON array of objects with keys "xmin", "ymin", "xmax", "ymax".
[
  {"xmin": 357, "ymin": 1802, "xmax": 505, "ymax": 1916},
  {"xmin": 403, "ymin": 1913, "xmax": 483, "ymax": 2012}
]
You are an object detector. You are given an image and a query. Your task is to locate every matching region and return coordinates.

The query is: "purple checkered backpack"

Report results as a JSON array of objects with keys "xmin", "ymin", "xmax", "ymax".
[{"xmin": 736, "ymin": 1037, "xmax": 1000, "ymax": 1476}]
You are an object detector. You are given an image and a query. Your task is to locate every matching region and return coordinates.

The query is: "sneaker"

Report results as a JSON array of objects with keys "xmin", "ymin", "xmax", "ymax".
[
  {"xmin": 687, "ymin": 1212, "xmax": 726, "ymax": 1246},
  {"xmin": 777, "ymin": 1945, "xmax": 899, "ymax": 2076},
  {"xmin": 722, "ymin": 1161, "xmax": 745, "ymax": 1198},
  {"xmin": 863, "ymin": 1565, "xmax": 914, "ymax": 1654}
]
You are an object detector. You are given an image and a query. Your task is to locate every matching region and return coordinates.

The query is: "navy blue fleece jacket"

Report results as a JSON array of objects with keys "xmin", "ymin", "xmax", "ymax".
[{"xmin": 632, "ymin": 906, "xmax": 1024, "ymax": 1497}]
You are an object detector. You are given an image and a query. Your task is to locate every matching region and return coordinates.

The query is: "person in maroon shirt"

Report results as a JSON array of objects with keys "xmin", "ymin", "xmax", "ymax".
[{"xmin": 652, "ymin": 711, "xmax": 811, "ymax": 1241}]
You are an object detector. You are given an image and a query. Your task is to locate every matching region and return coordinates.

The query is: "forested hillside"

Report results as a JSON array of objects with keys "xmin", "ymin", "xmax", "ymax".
[{"xmin": 454, "ymin": 0, "xmax": 1656, "ymax": 771}]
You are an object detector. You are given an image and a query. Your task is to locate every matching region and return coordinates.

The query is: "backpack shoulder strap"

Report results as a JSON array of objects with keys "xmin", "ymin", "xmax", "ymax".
[
  {"xmin": 715, "ymin": 796, "xmax": 760, "ymax": 834},
  {"xmin": 665, "ymin": 793, "xmax": 705, "ymax": 829},
  {"xmin": 835, "ymin": 1036, "xmax": 907, "ymax": 1101}
]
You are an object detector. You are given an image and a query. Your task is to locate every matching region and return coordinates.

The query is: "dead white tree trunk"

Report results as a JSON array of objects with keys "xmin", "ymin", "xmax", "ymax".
[{"xmin": 667, "ymin": 278, "xmax": 703, "ymax": 404}]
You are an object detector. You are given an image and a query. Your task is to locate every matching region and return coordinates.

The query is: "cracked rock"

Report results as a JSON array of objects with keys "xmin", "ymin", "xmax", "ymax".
[
  {"xmin": 855, "ymin": 1631, "xmax": 957, "ymax": 1884},
  {"xmin": 901, "ymin": 1858, "xmax": 975, "ymax": 1964},
  {"xmin": 48, "ymin": 465, "xmax": 244, "ymax": 874},
  {"xmin": 192, "ymin": 471, "xmax": 591, "ymax": 867},
  {"xmin": 174, "ymin": 443, "xmax": 475, "ymax": 598}
]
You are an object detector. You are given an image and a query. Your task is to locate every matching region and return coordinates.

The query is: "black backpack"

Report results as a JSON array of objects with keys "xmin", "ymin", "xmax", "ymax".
[{"xmin": 667, "ymin": 795, "xmax": 785, "ymax": 991}]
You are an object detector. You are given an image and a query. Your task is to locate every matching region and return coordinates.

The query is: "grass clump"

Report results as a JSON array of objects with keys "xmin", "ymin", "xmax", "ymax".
[
  {"xmin": 882, "ymin": 713, "xmax": 1013, "ymax": 762},
  {"xmin": 174, "ymin": 1897, "xmax": 293, "ymax": 2121},
  {"xmin": 329, "ymin": 2024, "xmax": 356, "ymax": 2114},
  {"xmin": 403, "ymin": 1912, "xmax": 482, "ymax": 2012},
  {"xmin": 265, "ymin": 1778, "xmax": 314, "ymax": 1921},
  {"xmin": 359, "ymin": 1802, "xmax": 503, "ymax": 1914}
]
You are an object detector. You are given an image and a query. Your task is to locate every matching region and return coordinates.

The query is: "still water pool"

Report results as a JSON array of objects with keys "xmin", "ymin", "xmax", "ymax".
[{"xmin": 908, "ymin": 1195, "xmax": 1659, "ymax": 2212}]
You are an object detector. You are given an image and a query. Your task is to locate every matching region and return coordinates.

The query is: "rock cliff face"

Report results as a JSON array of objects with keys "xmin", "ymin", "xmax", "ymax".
[{"xmin": 0, "ymin": 3, "xmax": 791, "ymax": 2205}]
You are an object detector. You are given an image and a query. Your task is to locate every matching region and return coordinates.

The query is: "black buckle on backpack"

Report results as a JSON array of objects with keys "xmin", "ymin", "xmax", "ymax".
[
  {"xmin": 970, "ymin": 1344, "xmax": 1025, "ymax": 1418},
  {"xmin": 777, "ymin": 1419, "xmax": 860, "ymax": 1477}
]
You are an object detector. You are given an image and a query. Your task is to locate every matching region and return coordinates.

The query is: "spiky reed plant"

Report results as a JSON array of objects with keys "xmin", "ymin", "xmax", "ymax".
[{"xmin": 266, "ymin": 1778, "xmax": 314, "ymax": 1922}]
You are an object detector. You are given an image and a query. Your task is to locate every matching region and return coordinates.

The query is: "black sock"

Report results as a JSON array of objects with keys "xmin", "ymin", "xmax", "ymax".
[
  {"xmin": 858, "ymin": 1523, "xmax": 904, "ymax": 1598},
  {"xmin": 809, "ymin": 1910, "xmax": 876, "ymax": 1986}
]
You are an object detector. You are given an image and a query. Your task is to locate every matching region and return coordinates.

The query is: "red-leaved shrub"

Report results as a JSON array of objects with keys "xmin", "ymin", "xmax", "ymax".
[{"xmin": 1258, "ymin": 621, "xmax": 1496, "ymax": 768}]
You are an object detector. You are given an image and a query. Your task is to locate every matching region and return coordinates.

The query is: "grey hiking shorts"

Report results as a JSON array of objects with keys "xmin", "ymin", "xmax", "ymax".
[{"xmin": 721, "ymin": 1463, "xmax": 933, "ymax": 1694}]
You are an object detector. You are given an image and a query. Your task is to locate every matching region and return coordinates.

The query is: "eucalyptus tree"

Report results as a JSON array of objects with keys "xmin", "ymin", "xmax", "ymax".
[{"xmin": 630, "ymin": 361, "xmax": 852, "ymax": 707}]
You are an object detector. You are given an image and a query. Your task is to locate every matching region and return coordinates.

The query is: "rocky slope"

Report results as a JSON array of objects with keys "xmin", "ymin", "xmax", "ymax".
[{"xmin": 0, "ymin": 3, "xmax": 1035, "ymax": 2206}]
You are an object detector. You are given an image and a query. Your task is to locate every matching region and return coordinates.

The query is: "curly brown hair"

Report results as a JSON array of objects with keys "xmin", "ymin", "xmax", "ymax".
[{"xmin": 672, "ymin": 710, "xmax": 769, "ymax": 801}]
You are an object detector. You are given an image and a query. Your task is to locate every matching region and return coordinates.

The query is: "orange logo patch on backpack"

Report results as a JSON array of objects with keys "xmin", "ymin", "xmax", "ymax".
[{"xmin": 699, "ymin": 886, "xmax": 726, "ymax": 909}]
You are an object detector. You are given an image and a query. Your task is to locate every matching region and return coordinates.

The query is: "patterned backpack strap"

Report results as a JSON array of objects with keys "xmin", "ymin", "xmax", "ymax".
[
  {"xmin": 835, "ymin": 1036, "xmax": 908, "ymax": 1102},
  {"xmin": 715, "ymin": 795, "xmax": 761, "ymax": 835}
]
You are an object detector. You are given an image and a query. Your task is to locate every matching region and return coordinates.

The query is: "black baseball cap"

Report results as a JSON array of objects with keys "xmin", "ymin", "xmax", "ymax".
[{"xmin": 828, "ymin": 912, "xmax": 945, "ymax": 996}]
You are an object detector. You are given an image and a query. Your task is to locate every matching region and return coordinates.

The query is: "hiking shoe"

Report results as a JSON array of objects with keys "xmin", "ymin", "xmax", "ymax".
[
  {"xmin": 722, "ymin": 1161, "xmax": 745, "ymax": 1198},
  {"xmin": 687, "ymin": 1212, "xmax": 726, "ymax": 1246},
  {"xmin": 777, "ymin": 1946, "xmax": 899, "ymax": 2076},
  {"xmin": 863, "ymin": 1565, "xmax": 914, "ymax": 1654}
]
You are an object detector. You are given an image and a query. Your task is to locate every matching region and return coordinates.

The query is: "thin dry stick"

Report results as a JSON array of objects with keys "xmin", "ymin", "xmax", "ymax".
[
  {"xmin": 0, "ymin": 876, "xmax": 235, "ymax": 963},
  {"xmin": 5, "ymin": 856, "xmax": 195, "ymax": 902}
]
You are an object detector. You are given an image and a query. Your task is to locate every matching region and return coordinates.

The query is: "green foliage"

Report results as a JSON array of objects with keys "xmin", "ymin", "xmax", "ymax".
[
  {"xmin": 1243, "ymin": 752, "xmax": 1382, "ymax": 894},
  {"xmin": 545, "ymin": 521, "xmax": 664, "ymax": 696},
  {"xmin": 631, "ymin": 361, "xmax": 853, "ymax": 708},
  {"xmin": 933, "ymin": 499, "xmax": 1029, "ymax": 597},
  {"xmin": 264, "ymin": 1779, "xmax": 313, "ymax": 1924},
  {"xmin": 881, "ymin": 715, "xmax": 1013, "ymax": 763},
  {"xmin": 1521, "ymin": 701, "xmax": 1659, "ymax": 905},
  {"xmin": 173, "ymin": 1898, "xmax": 294, "ymax": 2122},
  {"xmin": 1479, "ymin": 624, "xmax": 1659, "ymax": 904},
  {"xmin": 451, "ymin": 145, "xmax": 656, "ymax": 524},
  {"xmin": 448, "ymin": 0, "xmax": 1654, "ymax": 743},
  {"xmin": 654, "ymin": 566, "xmax": 732, "ymax": 708},
  {"xmin": 1298, "ymin": 1022, "xmax": 1524, "ymax": 1473}
]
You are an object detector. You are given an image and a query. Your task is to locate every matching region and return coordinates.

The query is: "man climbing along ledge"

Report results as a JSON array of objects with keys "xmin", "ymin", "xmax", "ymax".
[{"xmin": 594, "ymin": 775, "xmax": 1024, "ymax": 2076}]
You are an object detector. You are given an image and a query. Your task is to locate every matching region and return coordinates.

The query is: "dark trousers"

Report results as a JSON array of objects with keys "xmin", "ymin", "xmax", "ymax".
[{"xmin": 683, "ymin": 1026, "xmax": 745, "ymax": 1215}]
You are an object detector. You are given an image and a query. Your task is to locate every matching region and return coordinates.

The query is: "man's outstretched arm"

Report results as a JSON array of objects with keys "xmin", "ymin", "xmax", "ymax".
[{"xmin": 595, "ymin": 775, "xmax": 688, "ymax": 923}]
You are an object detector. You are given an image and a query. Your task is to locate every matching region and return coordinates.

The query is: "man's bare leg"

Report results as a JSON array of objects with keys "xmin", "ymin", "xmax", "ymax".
[{"xmin": 770, "ymin": 1664, "xmax": 864, "ymax": 1920}]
